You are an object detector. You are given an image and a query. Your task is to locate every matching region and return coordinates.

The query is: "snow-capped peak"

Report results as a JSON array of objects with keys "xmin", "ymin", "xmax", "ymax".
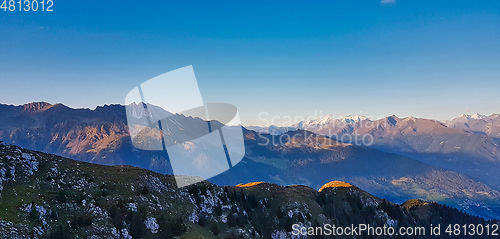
[
  {"xmin": 458, "ymin": 113, "xmax": 487, "ymax": 120},
  {"xmin": 249, "ymin": 114, "xmax": 371, "ymax": 134},
  {"xmin": 339, "ymin": 115, "xmax": 369, "ymax": 123},
  {"xmin": 316, "ymin": 114, "xmax": 369, "ymax": 124},
  {"xmin": 297, "ymin": 114, "xmax": 370, "ymax": 128},
  {"xmin": 314, "ymin": 114, "xmax": 336, "ymax": 125},
  {"xmin": 471, "ymin": 113, "xmax": 486, "ymax": 120}
]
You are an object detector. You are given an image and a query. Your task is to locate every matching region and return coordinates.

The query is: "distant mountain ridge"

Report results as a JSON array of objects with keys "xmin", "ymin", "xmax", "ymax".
[
  {"xmin": 447, "ymin": 113, "xmax": 500, "ymax": 138},
  {"xmin": 22, "ymin": 102, "xmax": 53, "ymax": 111},
  {"xmin": 0, "ymin": 102, "xmax": 132, "ymax": 164},
  {"xmin": 245, "ymin": 125, "xmax": 296, "ymax": 136},
  {"xmin": 250, "ymin": 113, "xmax": 500, "ymax": 191},
  {"xmin": 250, "ymin": 113, "xmax": 499, "ymax": 138},
  {"xmin": 296, "ymin": 114, "xmax": 370, "ymax": 128},
  {"xmin": 1, "ymin": 102, "xmax": 499, "ymax": 219}
]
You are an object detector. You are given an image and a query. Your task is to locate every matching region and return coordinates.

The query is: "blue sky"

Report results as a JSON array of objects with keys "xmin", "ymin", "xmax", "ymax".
[{"xmin": 1, "ymin": 0, "xmax": 499, "ymax": 125}]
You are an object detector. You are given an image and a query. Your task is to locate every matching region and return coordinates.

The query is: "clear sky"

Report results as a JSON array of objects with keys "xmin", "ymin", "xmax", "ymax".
[{"xmin": 1, "ymin": 0, "xmax": 499, "ymax": 126}]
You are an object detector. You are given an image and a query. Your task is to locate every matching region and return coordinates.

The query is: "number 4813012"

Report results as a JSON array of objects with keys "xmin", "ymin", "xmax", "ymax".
[{"xmin": 1, "ymin": 0, "xmax": 54, "ymax": 11}]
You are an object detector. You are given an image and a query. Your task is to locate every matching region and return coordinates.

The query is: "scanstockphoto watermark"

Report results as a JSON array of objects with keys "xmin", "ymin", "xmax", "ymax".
[
  {"xmin": 255, "ymin": 111, "xmax": 389, "ymax": 146},
  {"xmin": 124, "ymin": 66, "xmax": 245, "ymax": 188},
  {"xmin": 258, "ymin": 111, "xmax": 379, "ymax": 129},
  {"xmin": 292, "ymin": 223, "xmax": 500, "ymax": 237},
  {"xmin": 292, "ymin": 224, "xmax": 427, "ymax": 237},
  {"xmin": 256, "ymin": 129, "xmax": 375, "ymax": 147}
]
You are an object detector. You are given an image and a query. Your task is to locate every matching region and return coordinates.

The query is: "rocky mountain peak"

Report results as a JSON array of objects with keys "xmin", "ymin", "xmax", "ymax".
[{"xmin": 22, "ymin": 102, "xmax": 52, "ymax": 112}]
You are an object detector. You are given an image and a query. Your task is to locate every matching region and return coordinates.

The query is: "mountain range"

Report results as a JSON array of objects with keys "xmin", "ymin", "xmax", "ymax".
[
  {"xmin": 447, "ymin": 113, "xmax": 500, "ymax": 138},
  {"xmin": 252, "ymin": 114, "xmax": 500, "ymax": 191},
  {"xmin": 0, "ymin": 143, "xmax": 494, "ymax": 238},
  {"xmin": 0, "ymin": 102, "xmax": 499, "ymax": 219}
]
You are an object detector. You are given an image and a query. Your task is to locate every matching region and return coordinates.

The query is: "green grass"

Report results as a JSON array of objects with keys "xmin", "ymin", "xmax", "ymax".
[{"xmin": 179, "ymin": 224, "xmax": 218, "ymax": 239}]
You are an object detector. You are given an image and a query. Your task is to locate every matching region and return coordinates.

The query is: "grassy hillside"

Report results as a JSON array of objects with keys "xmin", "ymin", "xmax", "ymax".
[{"xmin": 0, "ymin": 142, "xmax": 496, "ymax": 238}]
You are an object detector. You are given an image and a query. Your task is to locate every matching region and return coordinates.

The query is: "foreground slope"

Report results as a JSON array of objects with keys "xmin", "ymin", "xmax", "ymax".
[{"xmin": 0, "ymin": 143, "xmax": 496, "ymax": 238}]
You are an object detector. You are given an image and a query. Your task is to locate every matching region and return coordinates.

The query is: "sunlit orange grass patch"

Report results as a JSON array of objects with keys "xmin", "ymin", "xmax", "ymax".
[
  {"xmin": 318, "ymin": 181, "xmax": 352, "ymax": 192},
  {"xmin": 236, "ymin": 182, "xmax": 266, "ymax": 187}
]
